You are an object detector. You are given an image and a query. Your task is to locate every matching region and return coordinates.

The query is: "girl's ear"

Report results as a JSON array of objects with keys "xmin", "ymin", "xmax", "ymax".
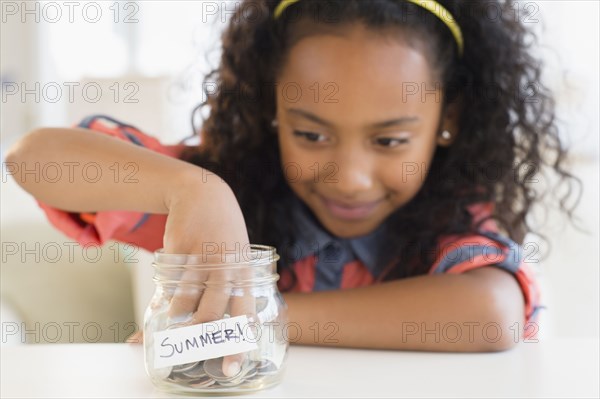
[{"xmin": 437, "ymin": 98, "xmax": 462, "ymax": 147}]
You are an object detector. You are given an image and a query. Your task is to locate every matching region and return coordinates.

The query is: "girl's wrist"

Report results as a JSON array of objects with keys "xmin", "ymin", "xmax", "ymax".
[{"xmin": 163, "ymin": 165, "xmax": 233, "ymax": 212}]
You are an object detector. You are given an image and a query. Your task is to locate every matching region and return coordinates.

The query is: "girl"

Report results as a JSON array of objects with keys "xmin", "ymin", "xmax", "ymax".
[{"xmin": 8, "ymin": 0, "xmax": 577, "ymax": 357}]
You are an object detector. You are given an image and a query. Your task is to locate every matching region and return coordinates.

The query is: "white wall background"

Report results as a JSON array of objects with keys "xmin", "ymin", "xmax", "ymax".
[
  {"xmin": 2, "ymin": 1, "xmax": 223, "ymax": 144},
  {"xmin": 1, "ymin": 1, "xmax": 598, "ymax": 342}
]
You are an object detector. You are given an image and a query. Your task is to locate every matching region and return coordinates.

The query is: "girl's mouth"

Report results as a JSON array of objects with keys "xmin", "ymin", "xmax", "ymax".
[{"xmin": 318, "ymin": 195, "xmax": 382, "ymax": 220}]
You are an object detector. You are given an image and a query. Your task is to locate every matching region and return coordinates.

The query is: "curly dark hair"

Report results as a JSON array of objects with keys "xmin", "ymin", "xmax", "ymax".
[{"xmin": 180, "ymin": 0, "xmax": 580, "ymax": 285}]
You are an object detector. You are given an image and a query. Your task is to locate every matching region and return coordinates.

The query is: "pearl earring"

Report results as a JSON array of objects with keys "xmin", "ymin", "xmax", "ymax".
[
  {"xmin": 271, "ymin": 119, "xmax": 279, "ymax": 128},
  {"xmin": 441, "ymin": 130, "xmax": 452, "ymax": 140}
]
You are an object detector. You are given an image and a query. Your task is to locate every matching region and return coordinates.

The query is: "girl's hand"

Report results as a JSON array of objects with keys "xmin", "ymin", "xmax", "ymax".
[{"xmin": 161, "ymin": 171, "xmax": 254, "ymax": 377}]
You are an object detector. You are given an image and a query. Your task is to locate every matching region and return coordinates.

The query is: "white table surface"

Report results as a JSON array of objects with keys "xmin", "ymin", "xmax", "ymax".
[{"xmin": 1, "ymin": 339, "xmax": 598, "ymax": 398}]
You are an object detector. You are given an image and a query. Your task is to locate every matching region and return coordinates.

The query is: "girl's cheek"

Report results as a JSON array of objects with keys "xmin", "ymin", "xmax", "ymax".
[
  {"xmin": 381, "ymin": 159, "xmax": 430, "ymax": 196},
  {"xmin": 280, "ymin": 146, "xmax": 331, "ymax": 185},
  {"xmin": 295, "ymin": 157, "xmax": 332, "ymax": 185}
]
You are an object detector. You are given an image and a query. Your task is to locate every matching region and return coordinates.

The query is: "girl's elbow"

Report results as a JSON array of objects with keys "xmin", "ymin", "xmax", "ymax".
[
  {"xmin": 479, "ymin": 298, "xmax": 524, "ymax": 352},
  {"xmin": 484, "ymin": 330, "xmax": 520, "ymax": 352},
  {"xmin": 463, "ymin": 320, "xmax": 520, "ymax": 353},
  {"xmin": 465, "ymin": 267, "xmax": 526, "ymax": 352},
  {"xmin": 6, "ymin": 128, "xmax": 47, "ymax": 164}
]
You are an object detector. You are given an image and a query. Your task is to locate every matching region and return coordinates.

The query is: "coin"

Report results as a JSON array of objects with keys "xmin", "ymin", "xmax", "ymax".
[
  {"xmin": 218, "ymin": 364, "xmax": 258, "ymax": 387},
  {"xmin": 240, "ymin": 366, "xmax": 258, "ymax": 380},
  {"xmin": 188, "ymin": 375, "xmax": 216, "ymax": 388},
  {"xmin": 172, "ymin": 361, "xmax": 200, "ymax": 374},
  {"xmin": 181, "ymin": 362, "xmax": 208, "ymax": 379},
  {"xmin": 203, "ymin": 357, "xmax": 239, "ymax": 381},
  {"xmin": 168, "ymin": 372, "xmax": 193, "ymax": 383},
  {"xmin": 257, "ymin": 359, "xmax": 278, "ymax": 376},
  {"xmin": 204, "ymin": 356, "xmax": 258, "ymax": 385}
]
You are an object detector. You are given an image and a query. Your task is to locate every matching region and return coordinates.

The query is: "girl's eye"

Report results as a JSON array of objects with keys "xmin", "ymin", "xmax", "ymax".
[
  {"xmin": 375, "ymin": 137, "xmax": 409, "ymax": 147},
  {"xmin": 293, "ymin": 131, "xmax": 327, "ymax": 143}
]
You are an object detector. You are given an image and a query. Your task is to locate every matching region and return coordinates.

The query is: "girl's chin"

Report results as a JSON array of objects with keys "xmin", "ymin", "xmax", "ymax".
[{"xmin": 314, "ymin": 212, "xmax": 384, "ymax": 238}]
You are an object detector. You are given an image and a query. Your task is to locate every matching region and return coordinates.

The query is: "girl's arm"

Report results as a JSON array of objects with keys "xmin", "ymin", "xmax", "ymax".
[
  {"xmin": 9, "ymin": 127, "xmax": 252, "ymax": 374},
  {"xmin": 6, "ymin": 127, "xmax": 213, "ymax": 214},
  {"xmin": 283, "ymin": 266, "xmax": 526, "ymax": 352},
  {"xmin": 7, "ymin": 126, "xmax": 250, "ymax": 253}
]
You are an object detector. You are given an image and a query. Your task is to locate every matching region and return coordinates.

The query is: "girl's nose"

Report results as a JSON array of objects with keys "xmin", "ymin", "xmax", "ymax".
[{"xmin": 328, "ymin": 152, "xmax": 374, "ymax": 198}]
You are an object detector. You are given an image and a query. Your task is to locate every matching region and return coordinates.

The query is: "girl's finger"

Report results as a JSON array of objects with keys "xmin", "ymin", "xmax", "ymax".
[
  {"xmin": 192, "ymin": 268, "xmax": 232, "ymax": 324},
  {"xmin": 168, "ymin": 267, "xmax": 209, "ymax": 322},
  {"xmin": 221, "ymin": 352, "xmax": 246, "ymax": 378},
  {"xmin": 229, "ymin": 264, "xmax": 257, "ymax": 322}
]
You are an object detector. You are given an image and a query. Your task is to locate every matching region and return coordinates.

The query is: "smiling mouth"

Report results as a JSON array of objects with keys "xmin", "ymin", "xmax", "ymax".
[{"xmin": 318, "ymin": 195, "xmax": 383, "ymax": 220}]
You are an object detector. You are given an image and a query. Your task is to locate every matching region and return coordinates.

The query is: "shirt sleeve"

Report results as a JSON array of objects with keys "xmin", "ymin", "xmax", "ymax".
[
  {"xmin": 35, "ymin": 114, "xmax": 187, "ymax": 253},
  {"xmin": 428, "ymin": 230, "xmax": 542, "ymax": 340}
]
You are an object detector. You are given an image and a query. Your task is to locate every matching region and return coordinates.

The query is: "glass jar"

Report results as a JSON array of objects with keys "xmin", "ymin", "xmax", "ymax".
[{"xmin": 143, "ymin": 245, "xmax": 289, "ymax": 395}]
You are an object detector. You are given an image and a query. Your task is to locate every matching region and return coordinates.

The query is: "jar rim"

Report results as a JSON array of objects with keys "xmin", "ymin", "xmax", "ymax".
[{"xmin": 153, "ymin": 244, "xmax": 279, "ymax": 268}]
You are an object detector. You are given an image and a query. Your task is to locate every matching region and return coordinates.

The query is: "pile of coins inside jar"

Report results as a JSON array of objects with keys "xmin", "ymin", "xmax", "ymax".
[{"xmin": 160, "ymin": 356, "xmax": 280, "ymax": 389}]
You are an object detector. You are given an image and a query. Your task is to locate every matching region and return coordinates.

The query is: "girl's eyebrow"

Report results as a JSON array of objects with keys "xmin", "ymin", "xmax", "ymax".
[{"xmin": 286, "ymin": 108, "xmax": 420, "ymax": 129}]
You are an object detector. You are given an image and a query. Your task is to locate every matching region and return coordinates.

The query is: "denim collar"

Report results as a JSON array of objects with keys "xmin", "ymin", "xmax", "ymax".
[{"xmin": 288, "ymin": 194, "xmax": 388, "ymax": 276}]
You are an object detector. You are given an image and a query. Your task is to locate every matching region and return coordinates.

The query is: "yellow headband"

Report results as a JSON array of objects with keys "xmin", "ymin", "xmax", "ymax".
[{"xmin": 273, "ymin": 0, "xmax": 464, "ymax": 56}]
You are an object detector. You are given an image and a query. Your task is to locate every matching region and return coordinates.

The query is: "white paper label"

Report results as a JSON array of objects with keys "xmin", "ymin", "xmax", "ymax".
[{"xmin": 153, "ymin": 315, "xmax": 258, "ymax": 368}]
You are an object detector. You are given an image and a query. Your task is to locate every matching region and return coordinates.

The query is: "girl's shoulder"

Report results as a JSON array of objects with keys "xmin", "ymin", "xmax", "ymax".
[{"xmin": 432, "ymin": 200, "xmax": 519, "ymax": 273}]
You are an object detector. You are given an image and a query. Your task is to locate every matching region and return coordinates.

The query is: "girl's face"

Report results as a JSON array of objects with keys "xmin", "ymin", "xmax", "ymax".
[{"xmin": 275, "ymin": 24, "xmax": 456, "ymax": 238}]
